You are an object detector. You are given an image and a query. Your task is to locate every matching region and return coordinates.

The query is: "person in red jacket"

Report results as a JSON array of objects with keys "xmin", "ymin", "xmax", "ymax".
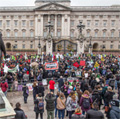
[
  {"xmin": 49, "ymin": 78, "xmax": 55, "ymax": 93},
  {"xmin": 0, "ymin": 79, "xmax": 8, "ymax": 96}
]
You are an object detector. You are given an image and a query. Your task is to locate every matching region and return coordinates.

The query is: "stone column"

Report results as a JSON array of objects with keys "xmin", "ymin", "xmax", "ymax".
[
  {"xmin": 89, "ymin": 47, "xmax": 92, "ymax": 54},
  {"xmin": 67, "ymin": 15, "xmax": 70, "ymax": 37},
  {"xmin": 61, "ymin": 15, "xmax": 65, "ymax": 37},
  {"xmin": 35, "ymin": 15, "xmax": 38, "ymax": 37},
  {"xmin": 55, "ymin": 15, "xmax": 57, "ymax": 37},
  {"xmin": 40, "ymin": 15, "xmax": 43, "ymax": 37},
  {"xmin": 46, "ymin": 40, "xmax": 53, "ymax": 55},
  {"xmin": 77, "ymin": 41, "xmax": 85, "ymax": 54}
]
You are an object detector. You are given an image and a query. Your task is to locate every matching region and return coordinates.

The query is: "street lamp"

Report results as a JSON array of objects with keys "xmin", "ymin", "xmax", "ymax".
[
  {"xmin": 89, "ymin": 36, "xmax": 92, "ymax": 54},
  {"xmin": 102, "ymin": 45, "xmax": 106, "ymax": 53},
  {"xmin": 38, "ymin": 36, "xmax": 41, "ymax": 55},
  {"xmin": 76, "ymin": 22, "xmax": 86, "ymax": 54}
]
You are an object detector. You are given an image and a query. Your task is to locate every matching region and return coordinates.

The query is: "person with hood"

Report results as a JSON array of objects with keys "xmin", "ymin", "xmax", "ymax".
[
  {"xmin": 80, "ymin": 90, "xmax": 93, "ymax": 115},
  {"xmin": 57, "ymin": 93, "xmax": 66, "ymax": 119},
  {"xmin": 108, "ymin": 99, "xmax": 120, "ymax": 119},
  {"xmin": 104, "ymin": 86, "xmax": 115, "ymax": 113},
  {"xmin": 0, "ymin": 79, "xmax": 8, "ymax": 96},
  {"xmin": 45, "ymin": 92, "xmax": 56, "ymax": 119},
  {"xmin": 37, "ymin": 82, "xmax": 45, "ymax": 97},
  {"xmin": 58, "ymin": 76, "xmax": 64, "ymax": 91},
  {"xmin": 71, "ymin": 108, "xmax": 84, "ymax": 119},
  {"xmin": 86, "ymin": 102, "xmax": 104, "ymax": 119},
  {"xmin": 34, "ymin": 96, "xmax": 44, "ymax": 119},
  {"xmin": 22, "ymin": 83, "xmax": 29, "ymax": 103},
  {"xmin": 14, "ymin": 102, "xmax": 27, "ymax": 119}
]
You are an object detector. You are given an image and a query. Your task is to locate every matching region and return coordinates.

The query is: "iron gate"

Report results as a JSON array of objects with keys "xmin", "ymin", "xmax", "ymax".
[{"xmin": 53, "ymin": 40, "xmax": 77, "ymax": 53}]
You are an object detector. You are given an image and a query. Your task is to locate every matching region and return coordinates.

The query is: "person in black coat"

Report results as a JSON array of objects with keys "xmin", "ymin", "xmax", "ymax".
[
  {"xmin": 32, "ymin": 82, "xmax": 38, "ymax": 100},
  {"xmin": 22, "ymin": 83, "xmax": 29, "ymax": 103},
  {"xmin": 86, "ymin": 102, "xmax": 104, "ymax": 119},
  {"xmin": 37, "ymin": 82, "xmax": 45, "ymax": 97},
  {"xmin": 34, "ymin": 96, "xmax": 44, "ymax": 119},
  {"xmin": 14, "ymin": 102, "xmax": 26, "ymax": 119},
  {"xmin": 57, "ymin": 76, "xmax": 64, "ymax": 91}
]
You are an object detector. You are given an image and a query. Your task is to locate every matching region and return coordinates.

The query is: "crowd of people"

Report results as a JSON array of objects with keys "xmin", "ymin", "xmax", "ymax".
[{"xmin": 0, "ymin": 52, "xmax": 120, "ymax": 119}]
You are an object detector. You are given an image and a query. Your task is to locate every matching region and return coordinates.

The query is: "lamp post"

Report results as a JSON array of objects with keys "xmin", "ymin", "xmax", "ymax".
[
  {"xmin": 45, "ymin": 21, "xmax": 54, "ymax": 55},
  {"xmin": 77, "ymin": 22, "xmax": 86, "ymax": 54},
  {"xmin": 38, "ymin": 36, "xmax": 41, "ymax": 56},
  {"xmin": 102, "ymin": 45, "xmax": 105, "ymax": 53},
  {"xmin": 89, "ymin": 36, "xmax": 92, "ymax": 54}
]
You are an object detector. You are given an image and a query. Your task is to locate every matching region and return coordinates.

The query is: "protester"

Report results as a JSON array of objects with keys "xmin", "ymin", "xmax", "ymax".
[
  {"xmin": 49, "ymin": 78, "xmax": 55, "ymax": 93},
  {"xmin": 86, "ymin": 102, "xmax": 104, "ymax": 119},
  {"xmin": 14, "ymin": 102, "xmax": 27, "ymax": 119},
  {"xmin": 32, "ymin": 82, "xmax": 38, "ymax": 100},
  {"xmin": 22, "ymin": 83, "xmax": 29, "ymax": 103},
  {"xmin": 37, "ymin": 82, "xmax": 45, "ymax": 97},
  {"xmin": 34, "ymin": 96, "xmax": 44, "ymax": 119},
  {"xmin": 45, "ymin": 92, "xmax": 56, "ymax": 119},
  {"xmin": 0, "ymin": 78, "xmax": 8, "ymax": 96}
]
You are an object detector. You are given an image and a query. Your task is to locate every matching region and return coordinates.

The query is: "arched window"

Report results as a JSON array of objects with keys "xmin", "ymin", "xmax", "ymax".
[{"xmin": 22, "ymin": 29, "xmax": 26, "ymax": 37}]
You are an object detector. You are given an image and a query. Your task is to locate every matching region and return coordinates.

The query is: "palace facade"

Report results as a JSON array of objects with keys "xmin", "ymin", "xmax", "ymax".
[{"xmin": 0, "ymin": 0, "xmax": 120, "ymax": 53}]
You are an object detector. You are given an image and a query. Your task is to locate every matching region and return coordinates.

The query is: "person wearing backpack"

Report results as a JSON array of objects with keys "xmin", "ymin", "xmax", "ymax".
[
  {"xmin": 34, "ymin": 96, "xmax": 44, "ymax": 119},
  {"xmin": 57, "ymin": 93, "xmax": 66, "ymax": 119},
  {"xmin": 22, "ymin": 83, "xmax": 29, "ymax": 103},
  {"xmin": 108, "ymin": 78, "xmax": 115, "ymax": 90},
  {"xmin": 80, "ymin": 90, "xmax": 92, "ymax": 115},
  {"xmin": 86, "ymin": 102, "xmax": 104, "ymax": 119},
  {"xmin": 69, "ymin": 94, "xmax": 78, "ymax": 119}
]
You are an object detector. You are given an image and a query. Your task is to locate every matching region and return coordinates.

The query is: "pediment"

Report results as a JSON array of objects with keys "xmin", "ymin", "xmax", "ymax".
[{"xmin": 34, "ymin": 2, "xmax": 71, "ymax": 11}]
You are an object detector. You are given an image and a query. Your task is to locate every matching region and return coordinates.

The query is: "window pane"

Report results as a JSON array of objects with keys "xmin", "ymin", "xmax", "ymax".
[
  {"xmin": 22, "ymin": 21, "xmax": 26, "ymax": 26},
  {"xmin": 14, "ymin": 21, "xmax": 18, "ymax": 26},
  {"xmin": 30, "ymin": 21, "xmax": 34, "ymax": 26},
  {"xmin": 7, "ymin": 32, "xmax": 10, "ymax": 37},
  {"xmin": 30, "ymin": 31, "xmax": 34, "ymax": 37},
  {"xmin": 57, "ymin": 31, "xmax": 61, "ymax": 37},
  {"xmin": 6, "ymin": 20, "xmax": 10, "ymax": 27},
  {"xmin": 22, "ymin": 44, "xmax": 25, "ymax": 49},
  {"xmin": 0, "ymin": 21, "xmax": 2, "ymax": 27},
  {"xmin": 22, "ymin": 31, "xmax": 26, "ymax": 37},
  {"xmin": 103, "ymin": 32, "xmax": 106, "ymax": 37},
  {"xmin": 15, "ymin": 32, "xmax": 18, "ymax": 37}
]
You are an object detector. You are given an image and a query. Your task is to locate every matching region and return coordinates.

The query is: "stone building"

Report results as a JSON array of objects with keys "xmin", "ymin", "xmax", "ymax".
[{"xmin": 0, "ymin": 0, "xmax": 120, "ymax": 53}]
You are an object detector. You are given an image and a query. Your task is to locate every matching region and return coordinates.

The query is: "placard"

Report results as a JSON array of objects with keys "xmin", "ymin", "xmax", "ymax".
[
  {"xmin": 80, "ymin": 61, "xmax": 86, "ymax": 66},
  {"xmin": 45, "ymin": 62, "xmax": 58, "ymax": 70}
]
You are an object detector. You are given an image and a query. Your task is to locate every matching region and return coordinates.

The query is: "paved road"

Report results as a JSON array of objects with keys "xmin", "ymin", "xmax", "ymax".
[{"xmin": 7, "ymin": 90, "xmax": 106, "ymax": 119}]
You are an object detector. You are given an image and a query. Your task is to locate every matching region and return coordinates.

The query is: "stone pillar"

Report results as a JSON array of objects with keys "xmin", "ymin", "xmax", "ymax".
[
  {"xmin": 40, "ymin": 15, "xmax": 43, "ymax": 37},
  {"xmin": 77, "ymin": 41, "xmax": 85, "ymax": 54},
  {"xmin": 67, "ymin": 15, "xmax": 70, "ymax": 37},
  {"xmin": 35, "ymin": 15, "xmax": 38, "ymax": 37},
  {"xmin": 48, "ymin": 15, "xmax": 50, "ymax": 22},
  {"xmin": 55, "ymin": 15, "xmax": 57, "ymax": 37},
  {"xmin": 46, "ymin": 40, "xmax": 53, "ymax": 55},
  {"xmin": 61, "ymin": 15, "xmax": 65, "ymax": 37}
]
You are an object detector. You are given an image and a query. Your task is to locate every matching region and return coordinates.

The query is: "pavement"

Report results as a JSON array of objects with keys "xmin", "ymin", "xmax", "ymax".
[{"xmin": 7, "ymin": 90, "xmax": 107, "ymax": 119}]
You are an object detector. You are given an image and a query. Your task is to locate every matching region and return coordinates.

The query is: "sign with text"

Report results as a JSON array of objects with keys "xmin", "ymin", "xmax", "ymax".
[{"xmin": 45, "ymin": 62, "xmax": 59, "ymax": 70}]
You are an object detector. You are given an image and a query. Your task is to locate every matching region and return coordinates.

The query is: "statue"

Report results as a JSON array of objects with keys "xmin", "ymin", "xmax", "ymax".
[{"xmin": 0, "ymin": 32, "xmax": 6, "ymax": 67}]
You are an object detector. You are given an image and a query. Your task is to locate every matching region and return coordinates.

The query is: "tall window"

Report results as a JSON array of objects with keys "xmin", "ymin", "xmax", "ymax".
[
  {"xmin": 57, "ymin": 20, "xmax": 61, "ymax": 27},
  {"xmin": 95, "ymin": 31, "xmax": 98, "ymax": 37},
  {"xmin": 111, "ymin": 31, "xmax": 114, "ymax": 37},
  {"xmin": 22, "ymin": 44, "xmax": 25, "ymax": 49},
  {"xmin": 7, "ymin": 31, "xmax": 10, "ymax": 37},
  {"xmin": 70, "ymin": 31, "xmax": 74, "ymax": 37},
  {"xmin": 103, "ymin": 21, "xmax": 107, "ymax": 27},
  {"xmin": 118, "ymin": 45, "xmax": 120, "ymax": 49},
  {"xmin": 95, "ymin": 21, "xmax": 99, "ymax": 26},
  {"xmin": 111, "ymin": 20, "xmax": 115, "ymax": 27},
  {"xmin": 87, "ymin": 32, "xmax": 90, "ymax": 37},
  {"xmin": 70, "ymin": 20, "xmax": 74, "ymax": 27},
  {"xmin": 110, "ymin": 45, "xmax": 113, "ymax": 49},
  {"xmin": 15, "ymin": 31, "xmax": 18, "ymax": 37},
  {"xmin": 15, "ymin": 44, "xmax": 17, "ymax": 48},
  {"xmin": 87, "ymin": 20, "xmax": 91, "ymax": 27},
  {"xmin": 14, "ymin": 20, "xmax": 18, "ymax": 27},
  {"xmin": 43, "ymin": 31, "xmax": 47, "ymax": 37},
  {"xmin": 103, "ymin": 31, "xmax": 106, "ymax": 37},
  {"xmin": 22, "ymin": 31, "xmax": 26, "ymax": 37},
  {"xmin": 30, "ymin": 20, "xmax": 34, "ymax": 26},
  {"xmin": 6, "ymin": 20, "xmax": 10, "ymax": 27},
  {"xmin": 22, "ymin": 20, "xmax": 26, "ymax": 26},
  {"xmin": 30, "ymin": 31, "xmax": 34, "ymax": 37},
  {"xmin": 119, "ymin": 32, "xmax": 120, "ymax": 38},
  {"xmin": 0, "ymin": 21, "xmax": 2, "ymax": 27},
  {"xmin": 57, "ymin": 31, "xmax": 61, "ymax": 37},
  {"xmin": 30, "ymin": 44, "xmax": 33, "ymax": 49}
]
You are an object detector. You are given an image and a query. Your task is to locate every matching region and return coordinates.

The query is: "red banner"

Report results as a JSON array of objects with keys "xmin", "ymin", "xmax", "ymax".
[
  {"xmin": 45, "ymin": 62, "xmax": 59, "ymax": 70},
  {"xmin": 73, "ymin": 62, "xmax": 79, "ymax": 68},
  {"xmin": 80, "ymin": 61, "xmax": 86, "ymax": 66}
]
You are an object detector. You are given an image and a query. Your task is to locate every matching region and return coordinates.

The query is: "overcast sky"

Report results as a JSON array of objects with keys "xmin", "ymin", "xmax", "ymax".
[{"xmin": 0, "ymin": 0, "xmax": 120, "ymax": 6}]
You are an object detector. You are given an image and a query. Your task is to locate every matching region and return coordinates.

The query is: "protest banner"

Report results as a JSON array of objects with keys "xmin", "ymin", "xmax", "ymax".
[
  {"xmin": 26, "ymin": 83, "xmax": 33, "ymax": 91},
  {"xmin": 45, "ymin": 62, "xmax": 58, "ymax": 70},
  {"xmin": 80, "ymin": 61, "xmax": 86, "ymax": 66}
]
